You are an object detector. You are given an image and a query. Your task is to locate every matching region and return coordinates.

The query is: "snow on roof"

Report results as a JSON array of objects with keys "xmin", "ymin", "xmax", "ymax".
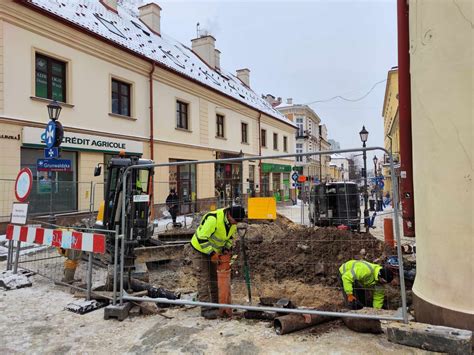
[
  {"xmin": 27, "ymin": 0, "xmax": 295, "ymax": 127},
  {"xmin": 330, "ymin": 153, "xmax": 348, "ymax": 160}
]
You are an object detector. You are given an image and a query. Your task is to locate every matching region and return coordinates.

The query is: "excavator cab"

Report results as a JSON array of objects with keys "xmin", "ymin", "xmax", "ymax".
[{"xmin": 94, "ymin": 154, "xmax": 154, "ymax": 265}]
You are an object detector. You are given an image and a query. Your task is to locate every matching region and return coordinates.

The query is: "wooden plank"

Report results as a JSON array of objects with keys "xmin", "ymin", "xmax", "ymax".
[{"xmin": 134, "ymin": 244, "xmax": 184, "ymax": 263}]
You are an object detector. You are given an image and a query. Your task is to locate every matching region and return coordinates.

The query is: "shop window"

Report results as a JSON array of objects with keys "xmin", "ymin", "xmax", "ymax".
[
  {"xmin": 35, "ymin": 53, "xmax": 67, "ymax": 102},
  {"xmin": 169, "ymin": 159, "xmax": 196, "ymax": 214},
  {"xmin": 273, "ymin": 133, "xmax": 278, "ymax": 150},
  {"xmin": 261, "ymin": 129, "xmax": 266, "ymax": 147},
  {"xmin": 283, "ymin": 136, "xmax": 288, "ymax": 152},
  {"xmin": 176, "ymin": 100, "xmax": 189, "ymax": 130},
  {"xmin": 21, "ymin": 148, "xmax": 77, "ymax": 214},
  {"xmin": 241, "ymin": 122, "xmax": 248, "ymax": 143},
  {"xmin": 111, "ymin": 79, "xmax": 131, "ymax": 116},
  {"xmin": 216, "ymin": 114, "xmax": 225, "ymax": 138}
]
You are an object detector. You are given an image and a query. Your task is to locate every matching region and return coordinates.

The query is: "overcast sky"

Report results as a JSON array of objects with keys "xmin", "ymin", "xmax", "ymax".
[{"xmin": 154, "ymin": 0, "xmax": 397, "ymax": 158}]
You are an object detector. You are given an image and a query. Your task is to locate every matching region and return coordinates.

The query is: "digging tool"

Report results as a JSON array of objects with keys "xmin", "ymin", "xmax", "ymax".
[{"xmin": 237, "ymin": 225, "xmax": 252, "ymax": 304}]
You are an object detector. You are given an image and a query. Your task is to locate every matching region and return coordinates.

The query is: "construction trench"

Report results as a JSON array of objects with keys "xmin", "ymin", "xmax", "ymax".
[{"xmin": 96, "ymin": 213, "xmax": 414, "ymax": 336}]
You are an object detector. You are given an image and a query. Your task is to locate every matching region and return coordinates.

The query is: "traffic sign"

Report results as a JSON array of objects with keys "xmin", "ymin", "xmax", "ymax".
[
  {"xmin": 44, "ymin": 121, "xmax": 56, "ymax": 149},
  {"xmin": 291, "ymin": 172, "xmax": 299, "ymax": 182},
  {"xmin": 44, "ymin": 147, "xmax": 59, "ymax": 159},
  {"xmin": 14, "ymin": 168, "xmax": 33, "ymax": 202},
  {"xmin": 297, "ymin": 175, "xmax": 307, "ymax": 183},
  {"xmin": 37, "ymin": 159, "xmax": 72, "ymax": 172}
]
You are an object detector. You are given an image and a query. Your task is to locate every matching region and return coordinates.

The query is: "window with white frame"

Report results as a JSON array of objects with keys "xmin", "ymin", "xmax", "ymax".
[{"xmin": 296, "ymin": 143, "xmax": 303, "ymax": 162}]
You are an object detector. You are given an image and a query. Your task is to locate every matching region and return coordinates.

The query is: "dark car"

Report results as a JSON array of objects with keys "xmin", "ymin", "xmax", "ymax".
[{"xmin": 309, "ymin": 181, "xmax": 361, "ymax": 231}]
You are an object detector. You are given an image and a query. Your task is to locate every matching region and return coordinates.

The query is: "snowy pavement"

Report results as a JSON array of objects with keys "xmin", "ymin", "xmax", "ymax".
[{"xmin": 0, "ymin": 272, "xmax": 428, "ymax": 354}]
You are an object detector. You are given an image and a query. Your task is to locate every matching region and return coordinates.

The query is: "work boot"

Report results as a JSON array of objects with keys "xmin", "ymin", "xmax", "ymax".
[
  {"xmin": 201, "ymin": 308, "xmax": 219, "ymax": 320},
  {"xmin": 62, "ymin": 268, "xmax": 76, "ymax": 284}
]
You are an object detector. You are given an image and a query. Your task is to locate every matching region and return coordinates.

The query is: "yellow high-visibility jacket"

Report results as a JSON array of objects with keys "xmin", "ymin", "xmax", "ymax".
[
  {"xmin": 339, "ymin": 260, "xmax": 384, "ymax": 309},
  {"xmin": 191, "ymin": 208, "xmax": 236, "ymax": 255}
]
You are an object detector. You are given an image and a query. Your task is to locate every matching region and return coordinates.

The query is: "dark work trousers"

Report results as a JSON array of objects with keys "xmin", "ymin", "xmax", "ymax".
[
  {"xmin": 338, "ymin": 274, "xmax": 370, "ymax": 310},
  {"xmin": 190, "ymin": 246, "xmax": 218, "ymax": 310},
  {"xmin": 169, "ymin": 206, "xmax": 178, "ymax": 224}
]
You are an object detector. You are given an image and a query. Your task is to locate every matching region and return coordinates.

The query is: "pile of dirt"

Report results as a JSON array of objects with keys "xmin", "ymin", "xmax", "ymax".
[{"xmin": 234, "ymin": 218, "xmax": 394, "ymax": 288}]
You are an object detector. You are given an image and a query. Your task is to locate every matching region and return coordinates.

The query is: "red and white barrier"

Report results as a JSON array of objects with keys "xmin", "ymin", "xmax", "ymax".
[{"xmin": 6, "ymin": 224, "xmax": 106, "ymax": 254}]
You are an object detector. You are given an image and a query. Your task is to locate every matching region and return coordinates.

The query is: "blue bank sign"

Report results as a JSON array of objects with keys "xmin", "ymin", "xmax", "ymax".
[{"xmin": 37, "ymin": 159, "xmax": 72, "ymax": 172}]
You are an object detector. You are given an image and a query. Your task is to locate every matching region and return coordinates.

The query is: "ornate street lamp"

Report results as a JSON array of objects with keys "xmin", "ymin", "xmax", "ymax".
[
  {"xmin": 360, "ymin": 126, "xmax": 369, "ymax": 232},
  {"xmin": 47, "ymin": 100, "xmax": 62, "ymax": 121}
]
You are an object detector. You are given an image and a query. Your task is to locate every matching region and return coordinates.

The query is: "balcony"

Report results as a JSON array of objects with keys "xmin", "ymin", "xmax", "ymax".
[{"xmin": 295, "ymin": 130, "xmax": 309, "ymax": 139}]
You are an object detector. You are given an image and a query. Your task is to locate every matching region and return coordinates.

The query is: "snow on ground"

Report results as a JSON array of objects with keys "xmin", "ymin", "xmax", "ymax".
[
  {"xmin": 0, "ymin": 270, "xmax": 428, "ymax": 354},
  {"xmin": 153, "ymin": 215, "xmax": 194, "ymax": 233}
]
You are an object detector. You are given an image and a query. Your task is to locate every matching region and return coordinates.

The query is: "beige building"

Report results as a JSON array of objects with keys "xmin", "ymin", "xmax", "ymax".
[
  {"xmin": 276, "ymin": 100, "xmax": 330, "ymax": 182},
  {"xmin": 0, "ymin": 0, "xmax": 296, "ymax": 221},
  {"xmin": 408, "ymin": 0, "xmax": 473, "ymax": 330},
  {"xmin": 381, "ymin": 67, "xmax": 400, "ymax": 196}
]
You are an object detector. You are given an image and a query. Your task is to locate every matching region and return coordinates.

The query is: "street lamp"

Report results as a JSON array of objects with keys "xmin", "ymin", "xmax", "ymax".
[
  {"xmin": 47, "ymin": 100, "xmax": 62, "ymax": 121},
  {"xmin": 359, "ymin": 126, "xmax": 369, "ymax": 232}
]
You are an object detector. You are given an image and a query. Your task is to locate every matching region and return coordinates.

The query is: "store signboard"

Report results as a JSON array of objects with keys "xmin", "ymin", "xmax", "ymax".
[{"xmin": 23, "ymin": 127, "xmax": 143, "ymax": 154}]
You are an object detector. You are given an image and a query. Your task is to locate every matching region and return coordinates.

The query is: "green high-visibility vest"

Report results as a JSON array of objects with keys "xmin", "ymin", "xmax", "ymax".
[
  {"xmin": 339, "ymin": 260, "xmax": 384, "ymax": 309},
  {"xmin": 191, "ymin": 208, "xmax": 236, "ymax": 255}
]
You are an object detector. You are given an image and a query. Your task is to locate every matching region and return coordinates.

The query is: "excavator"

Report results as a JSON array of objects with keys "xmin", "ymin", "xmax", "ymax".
[{"xmin": 93, "ymin": 152, "xmax": 155, "ymax": 269}]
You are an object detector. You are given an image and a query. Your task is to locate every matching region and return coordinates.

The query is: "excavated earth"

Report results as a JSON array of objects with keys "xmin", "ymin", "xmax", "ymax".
[{"xmin": 150, "ymin": 214, "xmax": 403, "ymax": 310}]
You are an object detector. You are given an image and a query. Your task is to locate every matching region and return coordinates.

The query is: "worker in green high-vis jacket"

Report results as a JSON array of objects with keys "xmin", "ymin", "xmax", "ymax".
[
  {"xmin": 339, "ymin": 260, "xmax": 394, "ymax": 309},
  {"xmin": 190, "ymin": 206, "xmax": 246, "ymax": 319}
]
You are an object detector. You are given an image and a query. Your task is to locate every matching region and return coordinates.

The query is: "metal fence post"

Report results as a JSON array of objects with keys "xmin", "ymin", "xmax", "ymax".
[
  {"xmin": 6, "ymin": 239, "xmax": 14, "ymax": 271},
  {"xmin": 13, "ymin": 240, "xmax": 21, "ymax": 274},
  {"xmin": 86, "ymin": 252, "xmax": 93, "ymax": 301},
  {"xmin": 113, "ymin": 227, "xmax": 119, "ymax": 306}
]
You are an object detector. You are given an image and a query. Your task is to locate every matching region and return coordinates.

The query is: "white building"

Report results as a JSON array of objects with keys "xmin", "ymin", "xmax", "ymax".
[{"xmin": 330, "ymin": 153, "xmax": 350, "ymax": 181}]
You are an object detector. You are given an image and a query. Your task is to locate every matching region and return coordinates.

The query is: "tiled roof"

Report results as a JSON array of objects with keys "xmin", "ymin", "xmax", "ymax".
[{"xmin": 25, "ymin": 0, "xmax": 295, "ymax": 127}]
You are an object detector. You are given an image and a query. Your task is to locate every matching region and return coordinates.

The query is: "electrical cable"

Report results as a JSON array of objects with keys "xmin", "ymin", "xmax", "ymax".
[{"xmin": 304, "ymin": 79, "xmax": 387, "ymax": 105}]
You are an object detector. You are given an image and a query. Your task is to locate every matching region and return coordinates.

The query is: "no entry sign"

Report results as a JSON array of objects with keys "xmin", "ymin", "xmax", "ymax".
[{"xmin": 14, "ymin": 168, "xmax": 33, "ymax": 202}]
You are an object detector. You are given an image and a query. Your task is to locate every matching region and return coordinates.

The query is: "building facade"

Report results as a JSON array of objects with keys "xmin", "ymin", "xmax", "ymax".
[
  {"xmin": 408, "ymin": 0, "xmax": 473, "ymax": 330},
  {"xmin": 330, "ymin": 154, "xmax": 349, "ymax": 181},
  {"xmin": 381, "ymin": 67, "xmax": 400, "ymax": 196},
  {"xmin": 0, "ymin": 0, "xmax": 296, "ymax": 221},
  {"xmin": 276, "ymin": 101, "xmax": 330, "ymax": 182}
]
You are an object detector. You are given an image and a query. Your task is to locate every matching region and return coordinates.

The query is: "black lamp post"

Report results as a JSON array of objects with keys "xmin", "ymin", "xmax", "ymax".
[
  {"xmin": 373, "ymin": 155, "xmax": 379, "ymax": 211},
  {"xmin": 47, "ymin": 100, "xmax": 62, "ymax": 121},
  {"xmin": 46, "ymin": 101, "xmax": 62, "ymax": 225},
  {"xmin": 359, "ymin": 126, "xmax": 369, "ymax": 232}
]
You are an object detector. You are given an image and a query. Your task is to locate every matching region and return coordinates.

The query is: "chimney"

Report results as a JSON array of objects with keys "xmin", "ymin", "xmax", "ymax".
[
  {"xmin": 191, "ymin": 35, "xmax": 216, "ymax": 68},
  {"xmin": 214, "ymin": 49, "xmax": 221, "ymax": 70},
  {"xmin": 100, "ymin": 0, "xmax": 117, "ymax": 13},
  {"xmin": 287, "ymin": 98, "xmax": 293, "ymax": 105},
  {"xmin": 138, "ymin": 3, "xmax": 162, "ymax": 35},
  {"xmin": 236, "ymin": 68, "xmax": 250, "ymax": 87}
]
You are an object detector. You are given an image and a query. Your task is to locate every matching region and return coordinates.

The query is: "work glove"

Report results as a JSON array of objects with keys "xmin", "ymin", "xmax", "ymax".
[
  {"xmin": 210, "ymin": 252, "xmax": 219, "ymax": 264},
  {"xmin": 347, "ymin": 294, "xmax": 357, "ymax": 303}
]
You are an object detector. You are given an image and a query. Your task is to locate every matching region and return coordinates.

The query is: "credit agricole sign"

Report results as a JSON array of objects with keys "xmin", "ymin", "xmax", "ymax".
[{"xmin": 22, "ymin": 127, "xmax": 143, "ymax": 154}]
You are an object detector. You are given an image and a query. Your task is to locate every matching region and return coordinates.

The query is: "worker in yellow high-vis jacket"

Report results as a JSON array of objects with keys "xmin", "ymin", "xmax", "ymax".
[
  {"xmin": 339, "ymin": 260, "xmax": 394, "ymax": 310},
  {"xmin": 190, "ymin": 206, "xmax": 246, "ymax": 319}
]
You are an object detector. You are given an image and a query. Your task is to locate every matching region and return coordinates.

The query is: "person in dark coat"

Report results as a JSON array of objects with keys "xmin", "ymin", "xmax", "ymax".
[{"xmin": 166, "ymin": 188, "xmax": 179, "ymax": 225}]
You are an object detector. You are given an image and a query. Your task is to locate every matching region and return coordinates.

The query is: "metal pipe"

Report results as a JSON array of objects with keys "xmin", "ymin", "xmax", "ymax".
[
  {"xmin": 390, "ymin": 153, "xmax": 408, "ymax": 324},
  {"xmin": 363, "ymin": 143, "xmax": 369, "ymax": 232},
  {"xmin": 397, "ymin": 0, "xmax": 415, "ymax": 237},
  {"xmin": 274, "ymin": 313, "xmax": 332, "ymax": 335},
  {"xmin": 122, "ymin": 295, "xmax": 404, "ymax": 322},
  {"xmin": 12, "ymin": 241, "xmax": 22, "ymax": 274},
  {"xmin": 86, "ymin": 252, "xmax": 93, "ymax": 301},
  {"xmin": 119, "ymin": 229, "xmax": 125, "ymax": 306},
  {"xmin": 112, "ymin": 226, "xmax": 119, "ymax": 306}
]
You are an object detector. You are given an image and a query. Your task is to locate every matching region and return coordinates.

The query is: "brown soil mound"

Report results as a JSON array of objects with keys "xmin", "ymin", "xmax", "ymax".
[{"xmin": 234, "ymin": 220, "xmax": 394, "ymax": 288}]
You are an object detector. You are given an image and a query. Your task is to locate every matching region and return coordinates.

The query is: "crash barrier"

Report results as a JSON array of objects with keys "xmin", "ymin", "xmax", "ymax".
[
  {"xmin": 4, "ymin": 221, "xmax": 113, "ymax": 300},
  {"xmin": 116, "ymin": 146, "xmax": 409, "ymax": 325}
]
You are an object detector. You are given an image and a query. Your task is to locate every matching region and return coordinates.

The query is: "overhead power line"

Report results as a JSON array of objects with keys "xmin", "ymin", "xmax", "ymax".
[{"xmin": 304, "ymin": 79, "xmax": 387, "ymax": 105}]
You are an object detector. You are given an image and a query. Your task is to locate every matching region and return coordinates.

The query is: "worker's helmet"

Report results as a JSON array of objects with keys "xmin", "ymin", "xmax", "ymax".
[
  {"xmin": 228, "ymin": 205, "xmax": 246, "ymax": 222},
  {"xmin": 379, "ymin": 266, "xmax": 394, "ymax": 283}
]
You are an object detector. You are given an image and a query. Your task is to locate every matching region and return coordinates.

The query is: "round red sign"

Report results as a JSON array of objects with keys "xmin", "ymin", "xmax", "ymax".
[{"xmin": 15, "ymin": 168, "xmax": 33, "ymax": 202}]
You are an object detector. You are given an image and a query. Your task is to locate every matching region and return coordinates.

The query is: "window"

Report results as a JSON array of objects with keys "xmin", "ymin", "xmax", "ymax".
[
  {"xmin": 296, "ymin": 143, "xmax": 303, "ymax": 162},
  {"xmin": 261, "ymin": 129, "xmax": 267, "ymax": 147},
  {"xmin": 296, "ymin": 117, "xmax": 304, "ymax": 136},
  {"xmin": 216, "ymin": 114, "xmax": 225, "ymax": 138},
  {"xmin": 283, "ymin": 136, "xmax": 288, "ymax": 152},
  {"xmin": 241, "ymin": 122, "xmax": 248, "ymax": 143},
  {"xmin": 176, "ymin": 100, "xmax": 189, "ymax": 130},
  {"xmin": 273, "ymin": 133, "xmax": 278, "ymax": 150},
  {"xmin": 35, "ymin": 53, "xmax": 67, "ymax": 102},
  {"xmin": 111, "ymin": 79, "xmax": 131, "ymax": 116}
]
